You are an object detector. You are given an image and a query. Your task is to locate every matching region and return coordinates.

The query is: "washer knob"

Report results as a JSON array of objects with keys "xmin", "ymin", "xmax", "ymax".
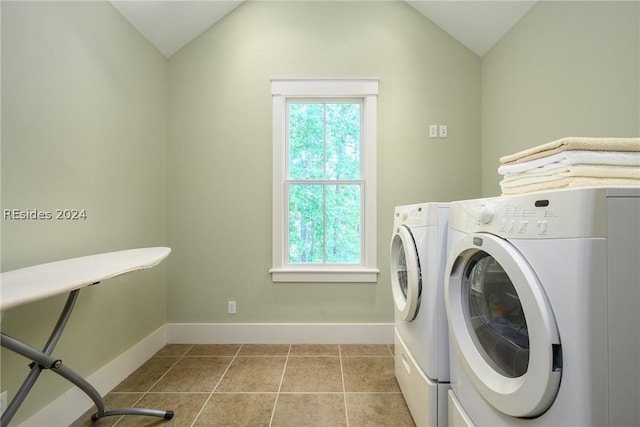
[{"xmin": 480, "ymin": 205, "xmax": 495, "ymax": 224}]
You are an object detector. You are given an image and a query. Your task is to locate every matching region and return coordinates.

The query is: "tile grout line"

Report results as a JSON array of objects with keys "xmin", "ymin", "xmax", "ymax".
[
  {"xmin": 339, "ymin": 344, "xmax": 350, "ymax": 427},
  {"xmin": 113, "ymin": 344, "xmax": 194, "ymax": 427},
  {"xmin": 268, "ymin": 344, "xmax": 292, "ymax": 427},
  {"xmin": 189, "ymin": 344, "xmax": 244, "ymax": 427}
]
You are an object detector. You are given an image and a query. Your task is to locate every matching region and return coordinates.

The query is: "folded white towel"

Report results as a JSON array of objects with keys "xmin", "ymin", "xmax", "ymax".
[
  {"xmin": 498, "ymin": 150, "xmax": 640, "ymax": 175},
  {"xmin": 500, "ymin": 165, "xmax": 640, "ymax": 188},
  {"xmin": 500, "ymin": 137, "xmax": 640, "ymax": 165},
  {"xmin": 501, "ymin": 177, "xmax": 640, "ymax": 195}
]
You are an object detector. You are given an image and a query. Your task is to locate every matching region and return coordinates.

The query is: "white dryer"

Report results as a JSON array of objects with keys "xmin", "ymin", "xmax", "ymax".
[
  {"xmin": 444, "ymin": 187, "xmax": 640, "ymax": 426},
  {"xmin": 390, "ymin": 202, "xmax": 450, "ymax": 427}
]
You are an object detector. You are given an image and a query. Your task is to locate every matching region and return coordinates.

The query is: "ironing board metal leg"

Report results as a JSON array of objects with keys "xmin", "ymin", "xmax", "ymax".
[
  {"xmin": 0, "ymin": 359, "xmax": 43, "ymax": 427},
  {"xmin": 92, "ymin": 407, "xmax": 174, "ymax": 421},
  {"xmin": 1, "ymin": 290, "xmax": 83, "ymax": 427},
  {"xmin": 0, "ymin": 288, "xmax": 172, "ymax": 426},
  {"xmin": 42, "ymin": 288, "xmax": 79, "ymax": 355},
  {"xmin": 0, "ymin": 332, "xmax": 107, "ymax": 426}
]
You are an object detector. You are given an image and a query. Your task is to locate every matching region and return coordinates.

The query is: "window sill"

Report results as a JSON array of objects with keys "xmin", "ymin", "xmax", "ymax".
[{"xmin": 270, "ymin": 268, "xmax": 379, "ymax": 283}]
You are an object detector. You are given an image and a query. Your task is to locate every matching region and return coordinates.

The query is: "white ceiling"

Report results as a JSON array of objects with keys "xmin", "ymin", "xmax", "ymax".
[
  {"xmin": 110, "ymin": 1, "xmax": 537, "ymax": 58},
  {"xmin": 110, "ymin": 1, "xmax": 243, "ymax": 57},
  {"xmin": 407, "ymin": 1, "xmax": 537, "ymax": 56}
]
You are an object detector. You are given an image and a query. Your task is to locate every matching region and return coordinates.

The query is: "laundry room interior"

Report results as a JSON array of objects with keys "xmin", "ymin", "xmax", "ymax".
[{"xmin": 1, "ymin": 1, "xmax": 639, "ymax": 426}]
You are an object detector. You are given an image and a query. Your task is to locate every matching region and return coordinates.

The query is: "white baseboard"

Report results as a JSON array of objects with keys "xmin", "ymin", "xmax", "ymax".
[
  {"xmin": 166, "ymin": 323, "xmax": 394, "ymax": 344},
  {"xmin": 21, "ymin": 325, "xmax": 167, "ymax": 427}
]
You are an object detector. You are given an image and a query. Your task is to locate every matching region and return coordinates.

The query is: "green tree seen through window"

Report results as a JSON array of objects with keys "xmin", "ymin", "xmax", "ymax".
[{"xmin": 287, "ymin": 102, "xmax": 362, "ymax": 264}]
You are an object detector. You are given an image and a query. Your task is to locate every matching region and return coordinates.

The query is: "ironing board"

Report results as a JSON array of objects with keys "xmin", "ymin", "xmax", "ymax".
[{"xmin": 0, "ymin": 247, "xmax": 174, "ymax": 426}]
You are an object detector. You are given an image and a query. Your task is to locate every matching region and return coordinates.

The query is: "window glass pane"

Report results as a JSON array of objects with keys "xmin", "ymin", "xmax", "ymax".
[
  {"xmin": 285, "ymin": 97, "xmax": 366, "ymax": 268},
  {"xmin": 288, "ymin": 184, "xmax": 323, "ymax": 263},
  {"xmin": 465, "ymin": 253, "xmax": 529, "ymax": 378},
  {"xmin": 325, "ymin": 103, "xmax": 361, "ymax": 180},
  {"xmin": 325, "ymin": 185, "xmax": 361, "ymax": 263},
  {"xmin": 288, "ymin": 103, "xmax": 324, "ymax": 180}
]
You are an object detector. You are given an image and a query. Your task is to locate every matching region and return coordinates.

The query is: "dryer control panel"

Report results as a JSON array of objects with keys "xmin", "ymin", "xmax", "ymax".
[
  {"xmin": 393, "ymin": 202, "xmax": 448, "ymax": 228},
  {"xmin": 447, "ymin": 188, "xmax": 622, "ymax": 239}
]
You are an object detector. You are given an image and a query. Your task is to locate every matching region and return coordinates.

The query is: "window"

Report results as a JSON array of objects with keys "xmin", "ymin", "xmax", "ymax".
[{"xmin": 271, "ymin": 79, "xmax": 379, "ymax": 282}]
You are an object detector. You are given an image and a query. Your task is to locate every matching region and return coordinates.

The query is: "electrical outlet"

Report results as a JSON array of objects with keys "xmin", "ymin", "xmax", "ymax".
[
  {"xmin": 1, "ymin": 391, "xmax": 7, "ymax": 416},
  {"xmin": 439, "ymin": 125, "xmax": 448, "ymax": 138},
  {"xmin": 227, "ymin": 300, "xmax": 236, "ymax": 314}
]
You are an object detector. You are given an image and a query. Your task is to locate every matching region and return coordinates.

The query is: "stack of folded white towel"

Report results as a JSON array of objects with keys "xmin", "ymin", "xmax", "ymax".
[{"xmin": 498, "ymin": 137, "xmax": 640, "ymax": 195}]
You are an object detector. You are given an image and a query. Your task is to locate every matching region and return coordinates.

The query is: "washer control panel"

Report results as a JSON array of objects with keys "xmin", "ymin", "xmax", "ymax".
[{"xmin": 449, "ymin": 188, "xmax": 611, "ymax": 239}]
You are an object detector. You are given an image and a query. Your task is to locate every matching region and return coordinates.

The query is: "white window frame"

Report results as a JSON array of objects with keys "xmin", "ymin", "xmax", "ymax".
[{"xmin": 270, "ymin": 78, "xmax": 379, "ymax": 282}]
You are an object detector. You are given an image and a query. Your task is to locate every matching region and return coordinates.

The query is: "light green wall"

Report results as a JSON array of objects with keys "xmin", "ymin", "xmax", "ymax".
[
  {"xmin": 167, "ymin": 1, "xmax": 481, "ymax": 324},
  {"xmin": 481, "ymin": 1, "xmax": 640, "ymax": 196},
  {"xmin": 1, "ymin": 2, "xmax": 168, "ymax": 424}
]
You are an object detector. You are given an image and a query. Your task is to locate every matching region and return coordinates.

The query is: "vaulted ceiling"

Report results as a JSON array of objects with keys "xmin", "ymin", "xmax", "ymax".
[{"xmin": 110, "ymin": 1, "xmax": 537, "ymax": 58}]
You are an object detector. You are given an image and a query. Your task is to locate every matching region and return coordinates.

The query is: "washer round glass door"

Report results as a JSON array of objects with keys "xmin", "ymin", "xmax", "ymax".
[
  {"xmin": 390, "ymin": 225, "xmax": 421, "ymax": 321},
  {"xmin": 445, "ymin": 233, "xmax": 562, "ymax": 418}
]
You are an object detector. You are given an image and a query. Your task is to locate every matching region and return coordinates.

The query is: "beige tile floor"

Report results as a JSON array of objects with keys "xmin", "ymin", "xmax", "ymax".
[{"xmin": 72, "ymin": 344, "xmax": 416, "ymax": 427}]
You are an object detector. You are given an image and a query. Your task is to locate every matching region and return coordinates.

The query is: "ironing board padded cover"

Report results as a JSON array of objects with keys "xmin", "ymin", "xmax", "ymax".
[{"xmin": 0, "ymin": 247, "xmax": 171, "ymax": 311}]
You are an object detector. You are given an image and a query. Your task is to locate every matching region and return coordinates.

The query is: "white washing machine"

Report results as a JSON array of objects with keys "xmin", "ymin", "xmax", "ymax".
[
  {"xmin": 444, "ymin": 187, "xmax": 640, "ymax": 426},
  {"xmin": 390, "ymin": 202, "xmax": 450, "ymax": 427}
]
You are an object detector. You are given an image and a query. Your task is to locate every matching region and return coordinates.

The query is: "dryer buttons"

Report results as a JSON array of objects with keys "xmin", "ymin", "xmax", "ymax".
[
  {"xmin": 518, "ymin": 220, "xmax": 529, "ymax": 233},
  {"xmin": 537, "ymin": 220, "xmax": 549, "ymax": 234}
]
